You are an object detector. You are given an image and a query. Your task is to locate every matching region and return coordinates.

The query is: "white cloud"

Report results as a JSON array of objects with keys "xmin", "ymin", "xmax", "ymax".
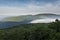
[{"xmin": 0, "ymin": 0, "xmax": 60, "ymax": 16}]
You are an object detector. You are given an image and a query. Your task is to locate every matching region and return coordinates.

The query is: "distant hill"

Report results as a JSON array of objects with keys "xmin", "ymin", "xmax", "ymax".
[
  {"xmin": 1, "ymin": 13, "xmax": 60, "ymax": 22},
  {"xmin": 0, "ymin": 13, "xmax": 60, "ymax": 28}
]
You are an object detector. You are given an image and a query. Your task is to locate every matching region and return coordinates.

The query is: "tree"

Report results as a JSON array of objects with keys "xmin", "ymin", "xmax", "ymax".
[{"xmin": 55, "ymin": 19, "xmax": 59, "ymax": 22}]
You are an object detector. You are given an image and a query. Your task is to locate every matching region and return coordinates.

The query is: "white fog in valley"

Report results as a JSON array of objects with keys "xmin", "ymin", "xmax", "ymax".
[{"xmin": 30, "ymin": 19, "xmax": 60, "ymax": 23}]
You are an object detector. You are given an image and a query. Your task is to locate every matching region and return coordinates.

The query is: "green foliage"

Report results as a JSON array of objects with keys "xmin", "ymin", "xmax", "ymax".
[
  {"xmin": 48, "ymin": 20, "xmax": 60, "ymax": 32},
  {"xmin": 0, "ymin": 21, "xmax": 60, "ymax": 40}
]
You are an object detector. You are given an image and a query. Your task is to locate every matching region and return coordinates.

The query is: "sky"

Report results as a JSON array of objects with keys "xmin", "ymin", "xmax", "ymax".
[{"xmin": 0, "ymin": 0, "xmax": 60, "ymax": 16}]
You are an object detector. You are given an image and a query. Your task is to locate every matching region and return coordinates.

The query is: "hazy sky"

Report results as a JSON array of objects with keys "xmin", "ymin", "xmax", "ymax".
[{"xmin": 0, "ymin": 0, "xmax": 60, "ymax": 16}]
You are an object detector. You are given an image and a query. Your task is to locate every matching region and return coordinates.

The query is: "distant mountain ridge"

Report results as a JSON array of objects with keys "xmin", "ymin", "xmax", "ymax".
[
  {"xmin": 1, "ymin": 13, "xmax": 60, "ymax": 22},
  {"xmin": 36, "ymin": 13, "xmax": 57, "ymax": 16},
  {"xmin": 0, "ymin": 13, "xmax": 60, "ymax": 28}
]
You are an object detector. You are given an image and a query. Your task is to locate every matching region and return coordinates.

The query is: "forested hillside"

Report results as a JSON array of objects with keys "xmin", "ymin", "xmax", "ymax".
[{"xmin": 0, "ymin": 19, "xmax": 60, "ymax": 40}]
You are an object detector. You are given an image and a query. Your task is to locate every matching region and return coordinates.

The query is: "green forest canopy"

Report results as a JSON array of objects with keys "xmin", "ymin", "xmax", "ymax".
[{"xmin": 0, "ymin": 19, "xmax": 60, "ymax": 40}]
